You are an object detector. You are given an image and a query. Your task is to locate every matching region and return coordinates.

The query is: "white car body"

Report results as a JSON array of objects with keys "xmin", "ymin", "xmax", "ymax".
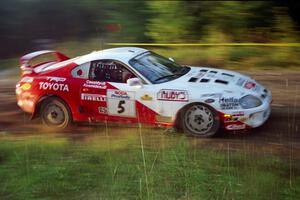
[{"xmin": 73, "ymin": 47, "xmax": 272, "ymax": 131}]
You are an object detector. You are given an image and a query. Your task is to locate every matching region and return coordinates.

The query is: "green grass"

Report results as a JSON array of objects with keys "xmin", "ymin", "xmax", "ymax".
[{"xmin": 0, "ymin": 128, "xmax": 299, "ymax": 200}]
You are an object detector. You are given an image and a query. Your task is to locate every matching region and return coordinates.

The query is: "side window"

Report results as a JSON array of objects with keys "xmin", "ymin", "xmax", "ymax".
[
  {"xmin": 71, "ymin": 62, "xmax": 90, "ymax": 79},
  {"xmin": 89, "ymin": 60, "xmax": 136, "ymax": 83}
]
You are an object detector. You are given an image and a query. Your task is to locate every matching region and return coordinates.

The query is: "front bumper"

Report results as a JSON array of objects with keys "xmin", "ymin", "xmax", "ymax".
[{"xmin": 223, "ymin": 92, "xmax": 272, "ymax": 130}]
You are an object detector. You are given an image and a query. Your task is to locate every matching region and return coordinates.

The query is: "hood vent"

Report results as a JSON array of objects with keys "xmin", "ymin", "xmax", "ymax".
[
  {"xmin": 200, "ymin": 78, "xmax": 210, "ymax": 83},
  {"xmin": 188, "ymin": 77, "xmax": 198, "ymax": 82},
  {"xmin": 215, "ymin": 79, "xmax": 228, "ymax": 84},
  {"xmin": 222, "ymin": 73, "xmax": 234, "ymax": 77}
]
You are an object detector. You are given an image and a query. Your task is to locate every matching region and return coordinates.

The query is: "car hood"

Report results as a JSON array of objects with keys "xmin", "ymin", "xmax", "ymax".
[{"xmin": 166, "ymin": 66, "xmax": 269, "ymax": 100}]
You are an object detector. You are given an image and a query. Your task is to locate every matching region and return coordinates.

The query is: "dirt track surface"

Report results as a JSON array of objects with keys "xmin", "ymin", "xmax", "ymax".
[{"xmin": 0, "ymin": 70, "xmax": 299, "ymax": 158}]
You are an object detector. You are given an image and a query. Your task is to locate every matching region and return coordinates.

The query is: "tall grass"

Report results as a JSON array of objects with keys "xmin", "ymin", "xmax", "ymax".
[{"xmin": 0, "ymin": 128, "xmax": 299, "ymax": 199}]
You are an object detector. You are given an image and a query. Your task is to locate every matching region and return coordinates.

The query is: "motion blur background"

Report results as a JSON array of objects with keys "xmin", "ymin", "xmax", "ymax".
[
  {"xmin": 1, "ymin": 0, "xmax": 300, "ymax": 69},
  {"xmin": 1, "ymin": 2, "xmax": 300, "ymax": 199}
]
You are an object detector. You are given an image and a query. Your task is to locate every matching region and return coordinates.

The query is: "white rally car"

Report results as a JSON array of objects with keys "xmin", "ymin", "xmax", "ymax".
[{"xmin": 16, "ymin": 47, "xmax": 272, "ymax": 137}]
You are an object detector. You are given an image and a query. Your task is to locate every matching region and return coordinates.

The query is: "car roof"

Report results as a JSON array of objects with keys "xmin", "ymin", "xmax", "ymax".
[{"xmin": 74, "ymin": 47, "xmax": 148, "ymax": 65}]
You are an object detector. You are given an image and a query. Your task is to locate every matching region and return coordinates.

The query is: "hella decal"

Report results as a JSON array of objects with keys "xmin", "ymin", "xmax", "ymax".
[
  {"xmin": 219, "ymin": 97, "xmax": 239, "ymax": 110},
  {"xmin": 81, "ymin": 93, "xmax": 106, "ymax": 102},
  {"xmin": 39, "ymin": 82, "xmax": 69, "ymax": 92},
  {"xmin": 157, "ymin": 89, "xmax": 188, "ymax": 102}
]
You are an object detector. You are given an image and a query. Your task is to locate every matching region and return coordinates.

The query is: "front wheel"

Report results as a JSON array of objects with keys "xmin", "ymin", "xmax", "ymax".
[
  {"xmin": 40, "ymin": 97, "xmax": 72, "ymax": 129},
  {"xmin": 180, "ymin": 104, "xmax": 220, "ymax": 137}
]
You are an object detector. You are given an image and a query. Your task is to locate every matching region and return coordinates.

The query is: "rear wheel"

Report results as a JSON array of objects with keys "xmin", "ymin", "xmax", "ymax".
[
  {"xmin": 40, "ymin": 97, "xmax": 72, "ymax": 129},
  {"xmin": 180, "ymin": 104, "xmax": 220, "ymax": 137}
]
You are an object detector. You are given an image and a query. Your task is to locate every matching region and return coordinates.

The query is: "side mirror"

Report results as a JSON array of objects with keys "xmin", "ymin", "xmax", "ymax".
[
  {"xmin": 168, "ymin": 57, "xmax": 175, "ymax": 62},
  {"xmin": 127, "ymin": 78, "xmax": 143, "ymax": 88}
]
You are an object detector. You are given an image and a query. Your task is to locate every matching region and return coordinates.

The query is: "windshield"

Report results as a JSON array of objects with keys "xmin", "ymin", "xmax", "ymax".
[{"xmin": 129, "ymin": 52, "xmax": 190, "ymax": 84}]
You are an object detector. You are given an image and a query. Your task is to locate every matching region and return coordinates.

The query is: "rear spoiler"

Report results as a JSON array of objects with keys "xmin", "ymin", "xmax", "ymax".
[{"xmin": 20, "ymin": 50, "xmax": 69, "ymax": 73}]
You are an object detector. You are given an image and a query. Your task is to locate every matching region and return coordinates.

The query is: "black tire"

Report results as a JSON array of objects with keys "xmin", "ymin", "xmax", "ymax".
[
  {"xmin": 180, "ymin": 103, "xmax": 220, "ymax": 137},
  {"xmin": 40, "ymin": 97, "xmax": 72, "ymax": 129}
]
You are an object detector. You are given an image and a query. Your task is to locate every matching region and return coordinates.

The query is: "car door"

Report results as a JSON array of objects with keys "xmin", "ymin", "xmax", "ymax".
[
  {"xmin": 87, "ymin": 59, "xmax": 143, "ymax": 123},
  {"xmin": 72, "ymin": 60, "xmax": 107, "ymax": 121},
  {"xmin": 102, "ymin": 60, "xmax": 159, "ymax": 124}
]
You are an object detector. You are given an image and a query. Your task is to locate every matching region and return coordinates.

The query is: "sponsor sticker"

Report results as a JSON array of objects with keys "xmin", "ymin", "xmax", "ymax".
[
  {"xmin": 81, "ymin": 93, "xmax": 106, "ymax": 102},
  {"xmin": 239, "ymin": 117, "xmax": 248, "ymax": 122},
  {"xmin": 204, "ymin": 98, "xmax": 215, "ymax": 103},
  {"xmin": 232, "ymin": 111, "xmax": 245, "ymax": 116},
  {"xmin": 140, "ymin": 94, "xmax": 153, "ymax": 101},
  {"xmin": 219, "ymin": 97, "xmax": 239, "ymax": 110},
  {"xmin": 39, "ymin": 82, "xmax": 69, "ymax": 92},
  {"xmin": 107, "ymin": 90, "xmax": 136, "ymax": 117},
  {"xmin": 244, "ymin": 81, "xmax": 256, "ymax": 89},
  {"xmin": 157, "ymin": 89, "xmax": 188, "ymax": 102},
  {"xmin": 107, "ymin": 90, "xmax": 135, "ymax": 100},
  {"xmin": 226, "ymin": 124, "xmax": 246, "ymax": 130},
  {"xmin": 46, "ymin": 77, "xmax": 66, "ymax": 82},
  {"xmin": 83, "ymin": 80, "xmax": 106, "ymax": 89},
  {"xmin": 20, "ymin": 77, "xmax": 34, "ymax": 83},
  {"xmin": 98, "ymin": 106, "xmax": 107, "ymax": 114},
  {"xmin": 20, "ymin": 83, "xmax": 31, "ymax": 90}
]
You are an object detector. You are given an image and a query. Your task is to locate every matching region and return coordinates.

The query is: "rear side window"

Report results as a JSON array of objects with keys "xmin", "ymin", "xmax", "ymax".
[
  {"xmin": 71, "ymin": 62, "xmax": 90, "ymax": 79},
  {"xmin": 89, "ymin": 60, "xmax": 135, "ymax": 83}
]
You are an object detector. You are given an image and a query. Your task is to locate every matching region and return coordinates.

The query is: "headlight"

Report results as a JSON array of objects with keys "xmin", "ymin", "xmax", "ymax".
[{"xmin": 239, "ymin": 95, "xmax": 262, "ymax": 109}]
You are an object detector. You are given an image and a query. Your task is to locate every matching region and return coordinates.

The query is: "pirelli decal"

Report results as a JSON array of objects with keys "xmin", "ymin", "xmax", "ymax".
[{"xmin": 81, "ymin": 93, "xmax": 106, "ymax": 102}]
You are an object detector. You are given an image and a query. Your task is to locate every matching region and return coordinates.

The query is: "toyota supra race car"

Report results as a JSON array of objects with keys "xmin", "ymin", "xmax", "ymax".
[{"xmin": 16, "ymin": 47, "xmax": 272, "ymax": 137}]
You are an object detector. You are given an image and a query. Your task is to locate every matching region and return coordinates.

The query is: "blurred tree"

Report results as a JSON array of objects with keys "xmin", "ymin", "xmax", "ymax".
[
  {"xmin": 103, "ymin": 0, "xmax": 150, "ymax": 42},
  {"xmin": 146, "ymin": 1, "xmax": 195, "ymax": 43},
  {"xmin": 0, "ymin": 0, "xmax": 299, "ymax": 59}
]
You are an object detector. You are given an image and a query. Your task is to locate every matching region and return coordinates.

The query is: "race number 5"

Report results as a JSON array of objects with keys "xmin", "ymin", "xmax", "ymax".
[
  {"xmin": 118, "ymin": 100, "xmax": 125, "ymax": 113},
  {"xmin": 107, "ymin": 90, "xmax": 136, "ymax": 117}
]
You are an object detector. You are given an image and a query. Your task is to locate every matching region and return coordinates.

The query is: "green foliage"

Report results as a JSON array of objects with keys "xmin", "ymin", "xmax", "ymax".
[{"xmin": 146, "ymin": 1, "xmax": 195, "ymax": 43}]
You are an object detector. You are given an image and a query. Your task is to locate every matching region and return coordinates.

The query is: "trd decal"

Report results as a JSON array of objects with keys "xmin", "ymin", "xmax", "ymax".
[
  {"xmin": 157, "ymin": 89, "xmax": 188, "ymax": 102},
  {"xmin": 20, "ymin": 77, "xmax": 34, "ymax": 83},
  {"xmin": 46, "ymin": 77, "xmax": 66, "ymax": 82}
]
